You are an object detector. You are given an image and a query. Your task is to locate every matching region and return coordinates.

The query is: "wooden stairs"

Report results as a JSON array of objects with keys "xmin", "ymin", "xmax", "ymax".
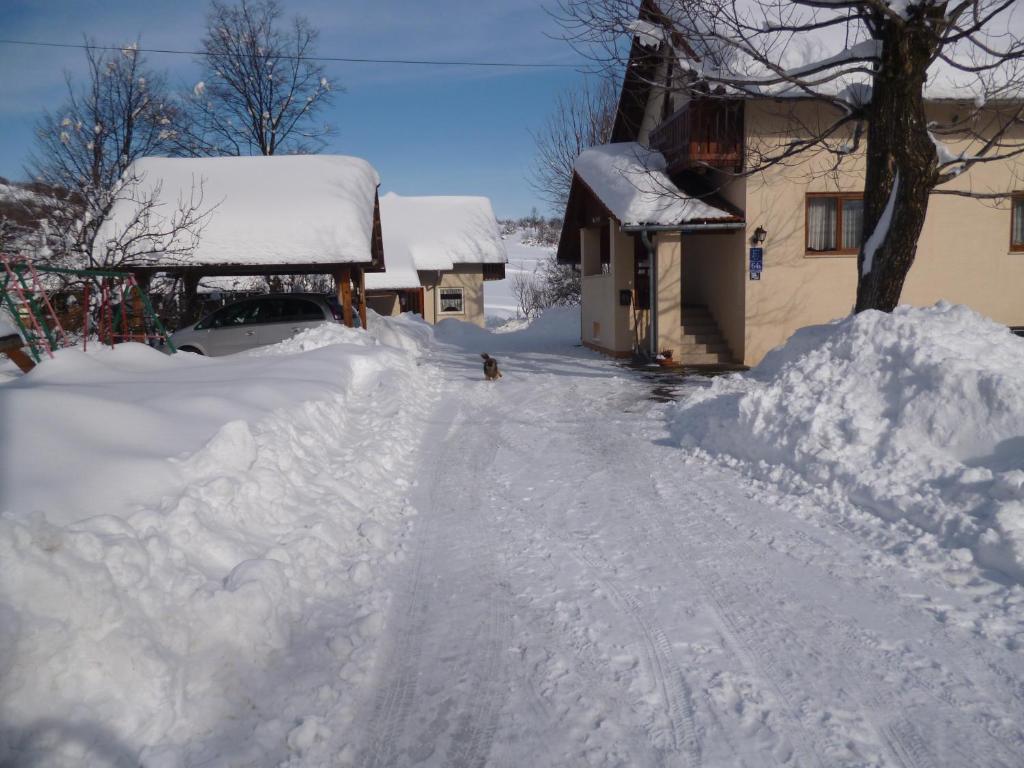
[{"xmin": 675, "ymin": 305, "xmax": 734, "ymax": 365}]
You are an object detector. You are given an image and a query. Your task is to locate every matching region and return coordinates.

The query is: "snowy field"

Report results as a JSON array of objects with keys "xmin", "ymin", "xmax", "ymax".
[
  {"xmin": 1, "ymin": 304, "xmax": 1023, "ymax": 766},
  {"xmin": 483, "ymin": 229, "xmax": 554, "ymax": 321}
]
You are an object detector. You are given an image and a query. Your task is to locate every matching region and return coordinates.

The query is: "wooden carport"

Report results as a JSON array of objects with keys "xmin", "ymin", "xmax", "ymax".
[
  {"xmin": 132, "ymin": 194, "xmax": 385, "ymax": 329},
  {"xmin": 96, "ymin": 154, "xmax": 387, "ymax": 331}
]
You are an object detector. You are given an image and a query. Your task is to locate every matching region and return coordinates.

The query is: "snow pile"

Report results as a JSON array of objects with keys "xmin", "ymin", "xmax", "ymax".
[
  {"xmin": 670, "ymin": 303, "xmax": 1024, "ymax": 583},
  {"xmin": 96, "ymin": 155, "xmax": 381, "ymax": 266},
  {"xmin": 574, "ymin": 143, "xmax": 737, "ymax": 227},
  {"xmin": 247, "ymin": 312, "xmax": 433, "ymax": 358},
  {"xmin": 0, "ymin": 314, "xmax": 439, "ymax": 765},
  {"xmin": 246, "ymin": 321, "xmax": 370, "ymax": 357},
  {"xmin": 434, "ymin": 306, "xmax": 580, "ymax": 353}
]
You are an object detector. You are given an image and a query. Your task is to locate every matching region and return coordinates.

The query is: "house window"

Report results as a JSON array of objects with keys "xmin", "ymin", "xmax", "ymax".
[
  {"xmin": 599, "ymin": 218, "xmax": 611, "ymax": 268},
  {"xmin": 1012, "ymin": 194, "xmax": 1024, "ymax": 251},
  {"xmin": 806, "ymin": 193, "xmax": 864, "ymax": 254},
  {"xmin": 438, "ymin": 287, "xmax": 464, "ymax": 314}
]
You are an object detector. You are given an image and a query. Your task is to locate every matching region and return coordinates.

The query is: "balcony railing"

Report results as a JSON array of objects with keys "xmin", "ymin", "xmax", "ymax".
[{"xmin": 649, "ymin": 100, "xmax": 743, "ymax": 172}]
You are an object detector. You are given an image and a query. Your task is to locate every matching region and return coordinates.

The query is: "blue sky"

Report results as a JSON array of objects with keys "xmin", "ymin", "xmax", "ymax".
[{"xmin": 0, "ymin": 0, "xmax": 594, "ymax": 217}]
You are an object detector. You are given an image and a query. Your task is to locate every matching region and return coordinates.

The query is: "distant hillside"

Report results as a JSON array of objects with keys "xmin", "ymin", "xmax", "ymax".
[
  {"xmin": 0, "ymin": 177, "xmax": 63, "ymax": 255},
  {"xmin": 498, "ymin": 213, "xmax": 562, "ymax": 248}
]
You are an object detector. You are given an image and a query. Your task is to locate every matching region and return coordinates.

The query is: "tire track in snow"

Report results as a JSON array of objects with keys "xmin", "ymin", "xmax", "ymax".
[
  {"xmin": 651, "ymin": 468, "xmax": 1024, "ymax": 768},
  {"xmin": 494, "ymin": 370, "xmax": 945, "ymax": 767},
  {"xmin": 568, "ymin": 540, "xmax": 703, "ymax": 768},
  {"xmin": 359, "ymin": 446, "xmax": 442, "ymax": 768},
  {"xmin": 585, "ymin": 416, "xmax": 838, "ymax": 768},
  {"xmin": 658, "ymin": 483, "xmax": 929, "ymax": 768},
  {"xmin": 358, "ymin": 391, "xmax": 511, "ymax": 767},
  {"xmin": 490, "ymin": 377, "xmax": 711, "ymax": 766},
  {"xmin": 571, "ymin": 432, "xmax": 819, "ymax": 768},
  {"xmin": 688, "ymin": 474, "xmax": 1024, "ymax": 747}
]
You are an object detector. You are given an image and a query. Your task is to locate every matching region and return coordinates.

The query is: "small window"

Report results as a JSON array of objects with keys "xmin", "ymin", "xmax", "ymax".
[
  {"xmin": 282, "ymin": 298, "xmax": 324, "ymax": 321},
  {"xmin": 438, "ymin": 287, "xmax": 464, "ymax": 314},
  {"xmin": 806, "ymin": 193, "xmax": 863, "ymax": 254},
  {"xmin": 1012, "ymin": 194, "xmax": 1024, "ymax": 251},
  {"xmin": 208, "ymin": 300, "xmax": 259, "ymax": 328}
]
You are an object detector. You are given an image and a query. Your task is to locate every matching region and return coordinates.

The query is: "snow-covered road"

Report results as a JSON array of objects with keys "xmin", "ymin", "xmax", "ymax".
[
  {"xmin": 3, "ymin": 311, "xmax": 1022, "ymax": 767},
  {"xmin": 355, "ymin": 331, "xmax": 1024, "ymax": 767}
]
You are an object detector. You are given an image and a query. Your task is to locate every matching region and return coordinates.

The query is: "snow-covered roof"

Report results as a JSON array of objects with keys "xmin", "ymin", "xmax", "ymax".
[
  {"xmin": 632, "ymin": 1, "xmax": 1024, "ymax": 104},
  {"xmin": 574, "ymin": 143, "xmax": 738, "ymax": 227},
  {"xmin": 366, "ymin": 193, "xmax": 506, "ymax": 291},
  {"xmin": 96, "ymin": 155, "xmax": 381, "ymax": 268}
]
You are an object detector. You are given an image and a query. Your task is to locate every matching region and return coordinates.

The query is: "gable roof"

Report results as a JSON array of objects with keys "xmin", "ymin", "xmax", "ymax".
[
  {"xmin": 366, "ymin": 193, "xmax": 507, "ymax": 291},
  {"xmin": 96, "ymin": 155, "xmax": 382, "ymax": 270},
  {"xmin": 574, "ymin": 143, "xmax": 740, "ymax": 227}
]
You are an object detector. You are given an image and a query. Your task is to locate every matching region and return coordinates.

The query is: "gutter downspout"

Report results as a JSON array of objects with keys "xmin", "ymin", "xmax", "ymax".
[{"xmin": 640, "ymin": 228, "xmax": 658, "ymax": 362}]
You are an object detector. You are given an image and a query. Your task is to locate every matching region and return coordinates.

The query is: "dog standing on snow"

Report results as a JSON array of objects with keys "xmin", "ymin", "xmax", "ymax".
[{"xmin": 481, "ymin": 353, "xmax": 502, "ymax": 381}]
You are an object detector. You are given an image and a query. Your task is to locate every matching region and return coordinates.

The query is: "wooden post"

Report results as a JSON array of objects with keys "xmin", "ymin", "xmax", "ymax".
[
  {"xmin": 356, "ymin": 267, "xmax": 367, "ymax": 329},
  {"xmin": 183, "ymin": 272, "xmax": 201, "ymax": 326},
  {"xmin": 0, "ymin": 335, "xmax": 35, "ymax": 373},
  {"xmin": 334, "ymin": 267, "xmax": 353, "ymax": 328}
]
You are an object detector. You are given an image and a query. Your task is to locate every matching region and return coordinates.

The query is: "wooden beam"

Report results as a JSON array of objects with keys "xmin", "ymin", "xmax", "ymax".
[
  {"xmin": 0, "ymin": 335, "xmax": 35, "ymax": 373},
  {"xmin": 334, "ymin": 267, "xmax": 353, "ymax": 328},
  {"xmin": 356, "ymin": 267, "xmax": 367, "ymax": 329}
]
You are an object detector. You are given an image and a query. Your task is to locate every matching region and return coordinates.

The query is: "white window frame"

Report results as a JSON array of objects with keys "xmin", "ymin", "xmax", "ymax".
[{"xmin": 437, "ymin": 286, "xmax": 465, "ymax": 315}]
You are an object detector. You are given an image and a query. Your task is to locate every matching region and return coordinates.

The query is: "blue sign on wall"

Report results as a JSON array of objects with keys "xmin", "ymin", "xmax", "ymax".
[{"xmin": 749, "ymin": 247, "xmax": 763, "ymax": 281}]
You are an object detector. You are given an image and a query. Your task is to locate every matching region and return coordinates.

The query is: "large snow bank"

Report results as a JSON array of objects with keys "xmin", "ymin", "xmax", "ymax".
[
  {"xmin": 670, "ymin": 303, "xmax": 1024, "ymax": 583},
  {"xmin": 95, "ymin": 155, "xmax": 381, "ymax": 266},
  {"xmin": 574, "ymin": 143, "xmax": 737, "ymax": 227},
  {"xmin": 0, "ymin": 315, "xmax": 439, "ymax": 766}
]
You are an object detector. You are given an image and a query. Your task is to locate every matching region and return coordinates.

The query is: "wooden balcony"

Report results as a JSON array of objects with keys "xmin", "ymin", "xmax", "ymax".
[{"xmin": 649, "ymin": 100, "xmax": 743, "ymax": 172}]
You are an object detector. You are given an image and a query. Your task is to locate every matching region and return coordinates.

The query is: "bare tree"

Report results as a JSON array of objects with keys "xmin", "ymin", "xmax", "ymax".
[
  {"xmin": 178, "ymin": 0, "xmax": 335, "ymax": 157},
  {"xmin": 510, "ymin": 254, "xmax": 581, "ymax": 320},
  {"xmin": 530, "ymin": 75, "xmax": 619, "ymax": 211},
  {"xmin": 28, "ymin": 41, "xmax": 207, "ymax": 270},
  {"xmin": 553, "ymin": 0, "xmax": 1024, "ymax": 312},
  {"xmin": 511, "ymin": 268, "xmax": 546, "ymax": 319},
  {"xmin": 92, "ymin": 175, "xmax": 212, "ymax": 269}
]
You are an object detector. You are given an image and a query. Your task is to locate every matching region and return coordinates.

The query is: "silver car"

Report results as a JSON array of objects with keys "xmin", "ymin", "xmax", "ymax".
[{"xmin": 171, "ymin": 293, "xmax": 347, "ymax": 356}]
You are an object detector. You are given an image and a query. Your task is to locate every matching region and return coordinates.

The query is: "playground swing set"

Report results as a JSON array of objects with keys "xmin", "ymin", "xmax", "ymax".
[{"xmin": 0, "ymin": 253, "xmax": 175, "ymax": 373}]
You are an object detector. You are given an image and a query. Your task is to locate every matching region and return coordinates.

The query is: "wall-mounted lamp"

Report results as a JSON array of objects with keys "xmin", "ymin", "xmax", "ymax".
[{"xmin": 751, "ymin": 225, "xmax": 768, "ymax": 245}]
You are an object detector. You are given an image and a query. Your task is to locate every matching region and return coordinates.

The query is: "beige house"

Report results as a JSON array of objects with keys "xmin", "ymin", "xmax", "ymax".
[
  {"xmin": 366, "ymin": 193, "xmax": 506, "ymax": 327},
  {"xmin": 558, "ymin": 15, "xmax": 1024, "ymax": 367}
]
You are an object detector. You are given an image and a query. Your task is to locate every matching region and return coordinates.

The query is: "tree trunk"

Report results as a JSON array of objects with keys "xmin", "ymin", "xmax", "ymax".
[{"xmin": 855, "ymin": 17, "xmax": 940, "ymax": 313}]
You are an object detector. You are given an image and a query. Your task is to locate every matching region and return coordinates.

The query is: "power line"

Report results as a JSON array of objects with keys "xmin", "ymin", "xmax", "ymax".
[{"xmin": 0, "ymin": 38, "xmax": 582, "ymax": 69}]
